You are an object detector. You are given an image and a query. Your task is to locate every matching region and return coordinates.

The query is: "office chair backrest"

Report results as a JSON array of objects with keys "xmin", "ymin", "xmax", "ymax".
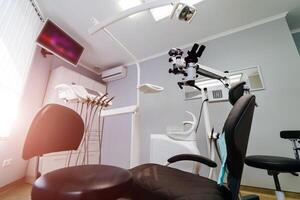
[
  {"xmin": 228, "ymin": 81, "xmax": 246, "ymax": 106},
  {"xmin": 23, "ymin": 104, "xmax": 84, "ymax": 160},
  {"xmin": 223, "ymin": 94, "xmax": 256, "ymax": 200}
]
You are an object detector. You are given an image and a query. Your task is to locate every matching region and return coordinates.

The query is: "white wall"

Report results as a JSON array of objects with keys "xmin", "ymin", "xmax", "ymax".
[
  {"xmin": 101, "ymin": 66, "xmax": 137, "ymax": 168},
  {"xmin": 50, "ymin": 57, "xmax": 102, "ymax": 82},
  {"xmin": 0, "ymin": 47, "xmax": 53, "ymax": 187},
  {"xmin": 107, "ymin": 18, "xmax": 300, "ymax": 192}
]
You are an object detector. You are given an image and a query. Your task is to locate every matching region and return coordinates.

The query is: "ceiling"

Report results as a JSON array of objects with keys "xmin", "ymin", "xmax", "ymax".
[{"xmin": 36, "ymin": 0, "xmax": 300, "ymax": 72}]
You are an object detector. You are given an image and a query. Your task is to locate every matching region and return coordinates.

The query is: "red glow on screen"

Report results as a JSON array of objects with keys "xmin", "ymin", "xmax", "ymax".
[{"xmin": 36, "ymin": 20, "xmax": 84, "ymax": 65}]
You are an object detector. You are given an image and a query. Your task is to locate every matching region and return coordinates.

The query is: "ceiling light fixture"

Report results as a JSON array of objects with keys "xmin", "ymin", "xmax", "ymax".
[
  {"xmin": 150, "ymin": 0, "xmax": 203, "ymax": 21},
  {"xmin": 89, "ymin": 0, "xmax": 199, "ymax": 35}
]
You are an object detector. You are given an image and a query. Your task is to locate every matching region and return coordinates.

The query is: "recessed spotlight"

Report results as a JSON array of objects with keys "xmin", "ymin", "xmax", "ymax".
[{"xmin": 119, "ymin": 0, "xmax": 142, "ymax": 11}]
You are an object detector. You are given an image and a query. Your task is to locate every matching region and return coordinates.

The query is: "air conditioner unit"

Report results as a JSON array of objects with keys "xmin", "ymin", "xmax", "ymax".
[{"xmin": 101, "ymin": 66, "xmax": 127, "ymax": 82}]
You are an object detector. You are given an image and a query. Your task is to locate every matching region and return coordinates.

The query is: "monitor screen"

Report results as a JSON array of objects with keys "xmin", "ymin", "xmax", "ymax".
[{"xmin": 36, "ymin": 19, "xmax": 84, "ymax": 66}]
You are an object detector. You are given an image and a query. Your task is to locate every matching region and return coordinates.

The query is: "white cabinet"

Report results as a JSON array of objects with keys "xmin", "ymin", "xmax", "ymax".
[{"xmin": 39, "ymin": 66, "xmax": 106, "ymax": 174}]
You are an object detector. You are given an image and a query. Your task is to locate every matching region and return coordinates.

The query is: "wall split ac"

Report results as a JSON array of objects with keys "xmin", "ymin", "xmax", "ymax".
[{"xmin": 101, "ymin": 66, "xmax": 127, "ymax": 82}]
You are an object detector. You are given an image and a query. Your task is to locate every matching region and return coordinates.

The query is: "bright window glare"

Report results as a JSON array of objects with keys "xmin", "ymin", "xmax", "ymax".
[
  {"xmin": 150, "ymin": 0, "xmax": 204, "ymax": 21},
  {"xmin": 119, "ymin": 0, "xmax": 142, "ymax": 10},
  {"xmin": 0, "ymin": 88, "xmax": 19, "ymax": 138},
  {"xmin": 0, "ymin": 40, "xmax": 22, "ymax": 138}
]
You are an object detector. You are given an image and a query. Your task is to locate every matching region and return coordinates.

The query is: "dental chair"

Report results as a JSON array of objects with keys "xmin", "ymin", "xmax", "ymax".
[
  {"xmin": 127, "ymin": 93, "xmax": 256, "ymax": 200},
  {"xmin": 245, "ymin": 131, "xmax": 300, "ymax": 200},
  {"xmin": 23, "ymin": 104, "xmax": 132, "ymax": 200}
]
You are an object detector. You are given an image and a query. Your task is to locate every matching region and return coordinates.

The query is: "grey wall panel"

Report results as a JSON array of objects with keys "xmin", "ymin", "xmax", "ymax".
[
  {"xmin": 107, "ymin": 65, "xmax": 137, "ymax": 109},
  {"xmin": 101, "ymin": 65, "xmax": 137, "ymax": 168},
  {"xmin": 107, "ymin": 18, "xmax": 300, "ymax": 191},
  {"xmin": 101, "ymin": 114, "xmax": 132, "ymax": 169}
]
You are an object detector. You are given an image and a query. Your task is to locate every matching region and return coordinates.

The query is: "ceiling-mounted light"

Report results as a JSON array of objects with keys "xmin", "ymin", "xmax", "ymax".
[
  {"xmin": 150, "ymin": 0, "xmax": 203, "ymax": 22},
  {"xmin": 89, "ymin": 0, "xmax": 201, "ymax": 35},
  {"xmin": 172, "ymin": 3, "xmax": 197, "ymax": 23},
  {"xmin": 119, "ymin": 0, "xmax": 142, "ymax": 11}
]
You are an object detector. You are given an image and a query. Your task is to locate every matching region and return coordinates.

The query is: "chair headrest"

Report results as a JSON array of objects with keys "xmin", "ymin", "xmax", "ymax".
[{"xmin": 228, "ymin": 81, "xmax": 246, "ymax": 105}]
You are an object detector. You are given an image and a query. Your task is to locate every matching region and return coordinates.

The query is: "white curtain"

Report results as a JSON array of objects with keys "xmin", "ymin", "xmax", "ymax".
[{"xmin": 0, "ymin": 0, "xmax": 42, "ymax": 137}]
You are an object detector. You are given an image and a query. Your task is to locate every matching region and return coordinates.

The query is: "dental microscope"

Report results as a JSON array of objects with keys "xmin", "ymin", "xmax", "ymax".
[
  {"xmin": 168, "ymin": 43, "xmax": 231, "ymax": 179},
  {"xmin": 168, "ymin": 43, "xmax": 229, "ymax": 91}
]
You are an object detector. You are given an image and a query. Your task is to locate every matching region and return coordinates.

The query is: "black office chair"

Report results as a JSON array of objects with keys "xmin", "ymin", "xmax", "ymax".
[
  {"xmin": 127, "ymin": 93, "xmax": 256, "ymax": 200},
  {"xmin": 23, "ymin": 104, "xmax": 132, "ymax": 200},
  {"xmin": 245, "ymin": 131, "xmax": 300, "ymax": 200}
]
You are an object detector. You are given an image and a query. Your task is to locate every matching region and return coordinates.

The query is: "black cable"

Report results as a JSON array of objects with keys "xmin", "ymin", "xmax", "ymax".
[
  {"xmin": 214, "ymin": 138, "xmax": 222, "ymax": 162},
  {"xmin": 195, "ymin": 98, "xmax": 208, "ymax": 133}
]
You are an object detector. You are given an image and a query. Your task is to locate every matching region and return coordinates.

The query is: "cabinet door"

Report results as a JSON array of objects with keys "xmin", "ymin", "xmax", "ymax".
[
  {"xmin": 40, "ymin": 154, "xmax": 68, "ymax": 174},
  {"xmin": 43, "ymin": 67, "xmax": 80, "ymax": 107},
  {"xmin": 78, "ymin": 75, "xmax": 94, "ymax": 91},
  {"xmin": 79, "ymin": 75, "xmax": 106, "ymax": 94},
  {"xmin": 67, "ymin": 152, "xmax": 100, "ymax": 166},
  {"xmin": 93, "ymin": 81, "xmax": 106, "ymax": 94}
]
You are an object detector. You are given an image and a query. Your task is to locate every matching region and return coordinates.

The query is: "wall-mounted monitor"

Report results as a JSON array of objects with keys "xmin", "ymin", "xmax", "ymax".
[{"xmin": 36, "ymin": 19, "xmax": 84, "ymax": 66}]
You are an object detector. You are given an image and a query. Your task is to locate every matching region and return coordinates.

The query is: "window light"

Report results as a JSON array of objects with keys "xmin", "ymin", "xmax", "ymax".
[
  {"xmin": 150, "ymin": 0, "xmax": 204, "ymax": 22},
  {"xmin": 119, "ymin": 0, "xmax": 142, "ymax": 11},
  {"xmin": 229, "ymin": 74, "xmax": 243, "ymax": 84},
  {"xmin": 0, "ymin": 0, "xmax": 41, "ymax": 138}
]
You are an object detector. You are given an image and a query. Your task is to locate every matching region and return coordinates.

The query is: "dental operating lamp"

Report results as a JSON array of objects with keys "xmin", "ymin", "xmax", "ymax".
[{"xmin": 88, "ymin": 0, "xmax": 197, "ymax": 35}]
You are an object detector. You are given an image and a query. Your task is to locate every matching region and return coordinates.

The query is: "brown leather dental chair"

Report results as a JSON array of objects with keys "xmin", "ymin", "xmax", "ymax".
[{"xmin": 23, "ymin": 104, "xmax": 132, "ymax": 200}]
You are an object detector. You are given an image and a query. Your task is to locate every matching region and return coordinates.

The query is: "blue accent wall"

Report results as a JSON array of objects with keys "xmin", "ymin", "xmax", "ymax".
[{"xmin": 293, "ymin": 32, "xmax": 300, "ymax": 54}]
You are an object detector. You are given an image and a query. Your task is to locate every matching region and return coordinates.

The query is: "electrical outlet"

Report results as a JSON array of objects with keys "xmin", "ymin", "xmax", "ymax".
[{"xmin": 2, "ymin": 158, "xmax": 12, "ymax": 167}]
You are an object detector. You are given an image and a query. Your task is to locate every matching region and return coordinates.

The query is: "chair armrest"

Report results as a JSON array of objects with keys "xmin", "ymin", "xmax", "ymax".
[{"xmin": 167, "ymin": 154, "xmax": 217, "ymax": 168}]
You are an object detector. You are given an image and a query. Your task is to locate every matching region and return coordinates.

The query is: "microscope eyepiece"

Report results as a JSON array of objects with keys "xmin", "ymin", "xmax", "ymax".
[{"xmin": 168, "ymin": 48, "xmax": 183, "ymax": 57}]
